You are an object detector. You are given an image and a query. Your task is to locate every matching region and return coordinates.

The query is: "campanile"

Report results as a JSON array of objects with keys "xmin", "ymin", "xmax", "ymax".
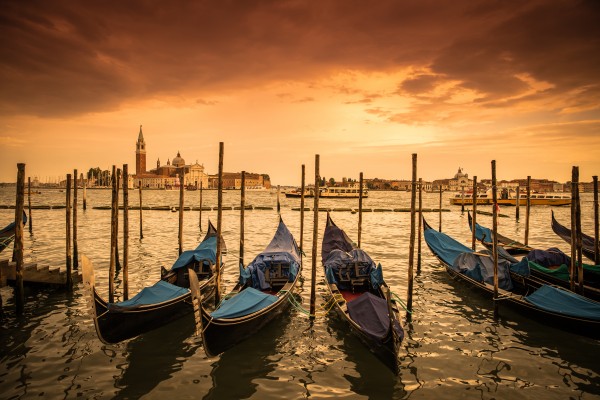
[{"xmin": 136, "ymin": 125, "xmax": 146, "ymax": 176}]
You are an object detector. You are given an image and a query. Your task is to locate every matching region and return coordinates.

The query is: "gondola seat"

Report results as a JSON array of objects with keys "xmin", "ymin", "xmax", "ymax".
[{"xmin": 265, "ymin": 262, "xmax": 289, "ymax": 288}]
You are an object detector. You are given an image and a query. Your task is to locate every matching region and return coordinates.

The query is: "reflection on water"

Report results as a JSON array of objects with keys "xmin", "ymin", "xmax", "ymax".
[{"xmin": 0, "ymin": 188, "xmax": 599, "ymax": 399}]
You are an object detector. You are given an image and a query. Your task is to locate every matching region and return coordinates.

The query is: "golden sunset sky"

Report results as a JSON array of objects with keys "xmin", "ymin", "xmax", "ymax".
[{"xmin": 1, "ymin": 1, "xmax": 599, "ymax": 184}]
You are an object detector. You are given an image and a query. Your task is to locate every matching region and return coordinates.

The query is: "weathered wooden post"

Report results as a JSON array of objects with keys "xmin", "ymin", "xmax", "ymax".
[
  {"xmin": 300, "ymin": 164, "xmax": 305, "ymax": 259},
  {"xmin": 570, "ymin": 168, "xmax": 577, "ymax": 292},
  {"xmin": 515, "ymin": 184, "xmax": 520, "ymax": 221},
  {"xmin": 123, "ymin": 164, "xmax": 129, "ymax": 300},
  {"xmin": 594, "ymin": 176, "xmax": 599, "ymax": 265},
  {"xmin": 491, "ymin": 161, "xmax": 499, "ymax": 319},
  {"xmin": 358, "ymin": 172, "xmax": 363, "ymax": 248},
  {"xmin": 138, "ymin": 180, "xmax": 143, "ymax": 239},
  {"xmin": 215, "ymin": 142, "xmax": 224, "ymax": 307},
  {"xmin": 461, "ymin": 185, "xmax": 465, "ymax": 213},
  {"xmin": 73, "ymin": 169, "xmax": 78, "ymax": 269},
  {"xmin": 178, "ymin": 170, "xmax": 184, "ymax": 255},
  {"xmin": 27, "ymin": 177, "xmax": 32, "ymax": 233},
  {"xmin": 240, "ymin": 171, "xmax": 246, "ymax": 268},
  {"xmin": 439, "ymin": 185, "xmax": 443, "ymax": 232},
  {"xmin": 471, "ymin": 176, "xmax": 478, "ymax": 251},
  {"xmin": 109, "ymin": 166, "xmax": 117, "ymax": 303},
  {"xmin": 407, "ymin": 154, "xmax": 417, "ymax": 321},
  {"xmin": 115, "ymin": 168, "xmax": 121, "ymax": 270},
  {"xmin": 14, "ymin": 164, "xmax": 26, "ymax": 314},
  {"xmin": 417, "ymin": 177, "xmax": 423, "ymax": 274},
  {"xmin": 574, "ymin": 170, "xmax": 583, "ymax": 294},
  {"xmin": 524, "ymin": 176, "xmax": 531, "ymax": 245},
  {"xmin": 277, "ymin": 185, "xmax": 281, "ymax": 214},
  {"xmin": 66, "ymin": 173, "xmax": 73, "ymax": 291},
  {"xmin": 310, "ymin": 155, "xmax": 320, "ymax": 320},
  {"xmin": 199, "ymin": 180, "xmax": 203, "ymax": 231},
  {"xmin": 83, "ymin": 173, "xmax": 87, "ymax": 211}
]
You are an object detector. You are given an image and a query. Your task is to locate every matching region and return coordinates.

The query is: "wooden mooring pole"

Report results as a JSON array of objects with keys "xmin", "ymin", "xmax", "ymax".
[
  {"xmin": 178, "ymin": 170, "xmax": 184, "ymax": 256},
  {"xmin": 515, "ymin": 184, "xmax": 520, "ymax": 222},
  {"xmin": 66, "ymin": 173, "xmax": 73, "ymax": 291},
  {"xmin": 115, "ymin": 169, "xmax": 121, "ymax": 270},
  {"xmin": 240, "ymin": 171, "xmax": 245, "ymax": 268},
  {"xmin": 491, "ymin": 161, "xmax": 499, "ymax": 319},
  {"xmin": 471, "ymin": 176, "xmax": 478, "ymax": 251},
  {"xmin": 277, "ymin": 185, "xmax": 281, "ymax": 214},
  {"xmin": 27, "ymin": 177, "xmax": 32, "ymax": 233},
  {"xmin": 73, "ymin": 169, "xmax": 78, "ymax": 269},
  {"xmin": 358, "ymin": 172, "xmax": 363, "ymax": 248},
  {"xmin": 215, "ymin": 142, "xmax": 224, "ymax": 307},
  {"xmin": 524, "ymin": 176, "xmax": 531, "ymax": 245},
  {"xmin": 417, "ymin": 177, "xmax": 423, "ymax": 274},
  {"xmin": 15, "ymin": 164, "xmax": 26, "ymax": 314},
  {"xmin": 199, "ymin": 181, "xmax": 203, "ymax": 232},
  {"xmin": 439, "ymin": 186, "xmax": 443, "ymax": 232},
  {"xmin": 300, "ymin": 165, "xmax": 305, "ymax": 260},
  {"xmin": 594, "ymin": 176, "xmax": 599, "ymax": 265},
  {"xmin": 461, "ymin": 185, "xmax": 465, "ymax": 214},
  {"xmin": 123, "ymin": 164, "xmax": 129, "ymax": 300},
  {"xmin": 574, "ymin": 169, "xmax": 583, "ymax": 294},
  {"xmin": 407, "ymin": 154, "xmax": 417, "ymax": 321},
  {"xmin": 310, "ymin": 154, "xmax": 320, "ymax": 320},
  {"xmin": 570, "ymin": 168, "xmax": 577, "ymax": 292},
  {"xmin": 139, "ymin": 180, "xmax": 143, "ymax": 239},
  {"xmin": 109, "ymin": 166, "xmax": 117, "ymax": 303},
  {"xmin": 83, "ymin": 173, "xmax": 87, "ymax": 211}
]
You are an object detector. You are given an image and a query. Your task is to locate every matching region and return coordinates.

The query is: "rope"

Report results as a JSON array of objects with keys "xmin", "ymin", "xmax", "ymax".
[{"xmin": 391, "ymin": 291, "xmax": 411, "ymax": 314}]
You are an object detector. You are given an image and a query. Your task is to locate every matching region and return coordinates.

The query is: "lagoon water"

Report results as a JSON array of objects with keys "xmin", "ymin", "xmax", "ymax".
[{"xmin": 0, "ymin": 187, "xmax": 599, "ymax": 399}]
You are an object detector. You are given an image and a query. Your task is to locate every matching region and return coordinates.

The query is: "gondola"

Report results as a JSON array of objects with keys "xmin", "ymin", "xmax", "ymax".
[
  {"xmin": 321, "ymin": 213, "xmax": 403, "ymax": 373},
  {"xmin": 197, "ymin": 217, "xmax": 301, "ymax": 357},
  {"xmin": 423, "ymin": 218, "xmax": 600, "ymax": 338},
  {"xmin": 0, "ymin": 211, "xmax": 27, "ymax": 253},
  {"xmin": 82, "ymin": 221, "xmax": 224, "ymax": 344},
  {"xmin": 552, "ymin": 210, "xmax": 598, "ymax": 262},
  {"xmin": 469, "ymin": 212, "xmax": 600, "ymax": 300}
]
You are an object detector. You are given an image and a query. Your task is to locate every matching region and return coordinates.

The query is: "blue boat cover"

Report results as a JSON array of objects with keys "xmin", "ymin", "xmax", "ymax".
[
  {"xmin": 108, "ymin": 280, "xmax": 189, "ymax": 311},
  {"xmin": 170, "ymin": 236, "xmax": 217, "ymax": 270},
  {"xmin": 324, "ymin": 248, "xmax": 376, "ymax": 290},
  {"xmin": 524, "ymin": 285, "xmax": 600, "ymax": 321},
  {"xmin": 244, "ymin": 218, "xmax": 301, "ymax": 290},
  {"xmin": 472, "ymin": 220, "xmax": 492, "ymax": 243},
  {"xmin": 347, "ymin": 292, "xmax": 390, "ymax": 339},
  {"xmin": 452, "ymin": 251, "xmax": 514, "ymax": 290},
  {"xmin": 211, "ymin": 287, "xmax": 278, "ymax": 319},
  {"xmin": 423, "ymin": 227, "xmax": 473, "ymax": 267}
]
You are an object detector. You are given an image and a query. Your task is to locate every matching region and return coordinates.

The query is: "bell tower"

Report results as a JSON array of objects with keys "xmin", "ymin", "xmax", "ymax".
[{"xmin": 136, "ymin": 125, "xmax": 146, "ymax": 176}]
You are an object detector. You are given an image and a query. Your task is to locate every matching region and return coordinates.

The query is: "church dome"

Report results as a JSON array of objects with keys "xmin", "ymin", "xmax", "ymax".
[
  {"xmin": 172, "ymin": 151, "xmax": 185, "ymax": 167},
  {"xmin": 454, "ymin": 167, "xmax": 468, "ymax": 179}
]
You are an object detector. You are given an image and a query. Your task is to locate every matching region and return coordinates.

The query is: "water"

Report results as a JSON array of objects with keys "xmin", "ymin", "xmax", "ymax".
[{"xmin": 0, "ymin": 188, "xmax": 599, "ymax": 399}]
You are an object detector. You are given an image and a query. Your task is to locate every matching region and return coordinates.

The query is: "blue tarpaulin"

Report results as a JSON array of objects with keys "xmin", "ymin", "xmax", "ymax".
[
  {"xmin": 452, "ymin": 251, "xmax": 514, "ymax": 290},
  {"xmin": 347, "ymin": 292, "xmax": 390, "ymax": 339},
  {"xmin": 170, "ymin": 236, "xmax": 217, "ymax": 270},
  {"xmin": 423, "ymin": 227, "xmax": 473, "ymax": 267},
  {"xmin": 108, "ymin": 281, "xmax": 189, "ymax": 311},
  {"xmin": 211, "ymin": 287, "xmax": 278, "ymax": 319},
  {"xmin": 525, "ymin": 285, "xmax": 600, "ymax": 321}
]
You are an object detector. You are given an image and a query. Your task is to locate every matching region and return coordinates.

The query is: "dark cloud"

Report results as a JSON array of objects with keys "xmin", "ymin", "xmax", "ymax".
[{"xmin": 1, "ymin": 0, "xmax": 599, "ymax": 117}]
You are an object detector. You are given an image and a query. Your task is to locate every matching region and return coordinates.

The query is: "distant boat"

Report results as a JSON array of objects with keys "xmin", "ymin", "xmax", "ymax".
[
  {"xmin": 319, "ymin": 185, "xmax": 368, "ymax": 199},
  {"xmin": 551, "ymin": 211, "xmax": 598, "ymax": 262},
  {"xmin": 423, "ymin": 218, "xmax": 600, "ymax": 338},
  {"xmin": 497, "ymin": 189, "xmax": 571, "ymax": 206},
  {"xmin": 197, "ymin": 217, "xmax": 301, "ymax": 356},
  {"xmin": 284, "ymin": 188, "xmax": 315, "ymax": 198},
  {"xmin": 82, "ymin": 221, "xmax": 225, "ymax": 344},
  {"xmin": 449, "ymin": 190, "xmax": 492, "ymax": 205},
  {"xmin": 0, "ymin": 211, "xmax": 27, "ymax": 253},
  {"xmin": 321, "ymin": 213, "xmax": 403, "ymax": 372}
]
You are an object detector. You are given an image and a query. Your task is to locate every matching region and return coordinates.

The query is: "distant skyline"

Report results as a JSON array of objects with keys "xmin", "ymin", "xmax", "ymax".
[{"xmin": 1, "ymin": 1, "xmax": 599, "ymax": 185}]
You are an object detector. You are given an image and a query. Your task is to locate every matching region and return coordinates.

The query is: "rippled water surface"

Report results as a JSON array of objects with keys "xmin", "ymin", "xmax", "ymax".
[{"xmin": 0, "ymin": 188, "xmax": 599, "ymax": 399}]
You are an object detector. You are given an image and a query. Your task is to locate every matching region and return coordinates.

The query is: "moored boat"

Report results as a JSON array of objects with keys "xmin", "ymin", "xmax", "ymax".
[
  {"xmin": 319, "ymin": 184, "xmax": 368, "ymax": 199},
  {"xmin": 197, "ymin": 217, "xmax": 301, "ymax": 356},
  {"xmin": 82, "ymin": 221, "xmax": 224, "ymax": 344},
  {"xmin": 321, "ymin": 213, "xmax": 403, "ymax": 372},
  {"xmin": 0, "ymin": 211, "xmax": 27, "ymax": 253},
  {"xmin": 551, "ymin": 211, "xmax": 598, "ymax": 262},
  {"xmin": 497, "ymin": 189, "xmax": 570, "ymax": 206},
  {"xmin": 424, "ymin": 218, "xmax": 600, "ymax": 337}
]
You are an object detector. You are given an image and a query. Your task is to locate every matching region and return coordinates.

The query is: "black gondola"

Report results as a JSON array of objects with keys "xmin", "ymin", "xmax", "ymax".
[
  {"xmin": 82, "ymin": 221, "xmax": 224, "ymax": 344},
  {"xmin": 552, "ymin": 210, "xmax": 598, "ymax": 262},
  {"xmin": 424, "ymin": 218, "xmax": 600, "ymax": 338},
  {"xmin": 469, "ymin": 211, "xmax": 600, "ymax": 300},
  {"xmin": 197, "ymin": 217, "xmax": 301, "ymax": 356},
  {"xmin": 321, "ymin": 213, "xmax": 404, "ymax": 373},
  {"xmin": 0, "ymin": 211, "xmax": 27, "ymax": 253}
]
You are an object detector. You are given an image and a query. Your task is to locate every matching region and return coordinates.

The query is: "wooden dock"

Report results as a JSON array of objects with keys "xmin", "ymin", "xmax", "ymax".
[{"xmin": 0, "ymin": 259, "xmax": 81, "ymax": 287}]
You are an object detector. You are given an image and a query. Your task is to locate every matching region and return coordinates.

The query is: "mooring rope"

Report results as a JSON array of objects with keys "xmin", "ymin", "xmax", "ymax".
[{"xmin": 391, "ymin": 291, "xmax": 411, "ymax": 314}]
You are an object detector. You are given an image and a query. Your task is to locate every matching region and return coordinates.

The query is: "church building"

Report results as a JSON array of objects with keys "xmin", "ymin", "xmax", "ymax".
[{"xmin": 134, "ymin": 126, "xmax": 208, "ymax": 189}]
